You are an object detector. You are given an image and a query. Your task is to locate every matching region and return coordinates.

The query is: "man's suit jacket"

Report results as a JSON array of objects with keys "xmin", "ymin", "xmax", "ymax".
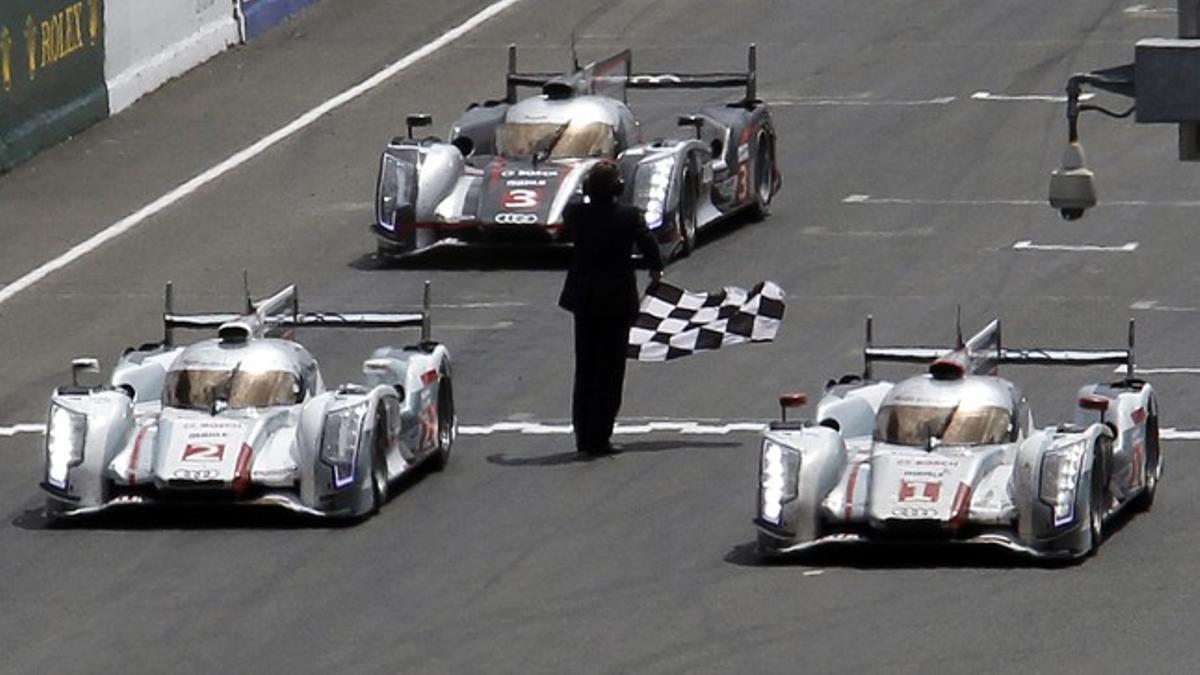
[{"xmin": 558, "ymin": 200, "xmax": 665, "ymax": 320}]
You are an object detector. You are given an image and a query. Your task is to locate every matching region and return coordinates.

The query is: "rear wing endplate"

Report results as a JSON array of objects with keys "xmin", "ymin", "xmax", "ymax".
[
  {"xmin": 505, "ymin": 43, "xmax": 757, "ymax": 103},
  {"xmin": 162, "ymin": 278, "xmax": 434, "ymax": 346},
  {"xmin": 861, "ymin": 315, "xmax": 1135, "ymax": 381}
]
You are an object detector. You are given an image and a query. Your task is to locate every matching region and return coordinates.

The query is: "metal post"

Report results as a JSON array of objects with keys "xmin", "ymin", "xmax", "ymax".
[
  {"xmin": 163, "ymin": 281, "xmax": 174, "ymax": 346},
  {"xmin": 863, "ymin": 315, "xmax": 874, "ymax": 380},
  {"xmin": 242, "ymin": 271, "xmax": 252, "ymax": 313},
  {"xmin": 746, "ymin": 44, "xmax": 757, "ymax": 102},
  {"xmin": 506, "ymin": 44, "xmax": 517, "ymax": 103},
  {"xmin": 421, "ymin": 280, "xmax": 432, "ymax": 343},
  {"xmin": 1127, "ymin": 317, "xmax": 1137, "ymax": 381}
]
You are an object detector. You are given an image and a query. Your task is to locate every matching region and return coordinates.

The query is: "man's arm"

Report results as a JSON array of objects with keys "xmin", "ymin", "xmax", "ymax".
[{"xmin": 631, "ymin": 209, "xmax": 665, "ymax": 280}]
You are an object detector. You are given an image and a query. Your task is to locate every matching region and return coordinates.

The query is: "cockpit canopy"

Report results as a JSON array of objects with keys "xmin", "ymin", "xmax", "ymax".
[
  {"xmin": 873, "ymin": 376, "xmax": 1018, "ymax": 447},
  {"xmin": 496, "ymin": 95, "xmax": 627, "ymax": 159},
  {"xmin": 163, "ymin": 339, "xmax": 313, "ymax": 411}
]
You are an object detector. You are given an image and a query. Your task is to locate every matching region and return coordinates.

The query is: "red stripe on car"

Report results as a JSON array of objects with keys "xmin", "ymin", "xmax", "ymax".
[
  {"xmin": 949, "ymin": 483, "xmax": 972, "ymax": 528},
  {"xmin": 1131, "ymin": 407, "xmax": 1147, "ymax": 425},
  {"xmin": 421, "ymin": 370, "xmax": 438, "ymax": 386},
  {"xmin": 127, "ymin": 425, "xmax": 150, "ymax": 484},
  {"xmin": 844, "ymin": 463, "xmax": 861, "ymax": 521},
  {"xmin": 232, "ymin": 443, "xmax": 254, "ymax": 494}
]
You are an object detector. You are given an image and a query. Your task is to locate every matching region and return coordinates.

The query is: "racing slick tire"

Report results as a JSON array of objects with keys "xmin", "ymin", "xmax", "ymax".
[
  {"xmin": 748, "ymin": 130, "xmax": 775, "ymax": 220},
  {"xmin": 377, "ymin": 215, "xmax": 438, "ymax": 260},
  {"xmin": 1132, "ymin": 411, "xmax": 1162, "ymax": 512},
  {"xmin": 367, "ymin": 410, "xmax": 390, "ymax": 515},
  {"xmin": 427, "ymin": 372, "xmax": 455, "ymax": 472},
  {"xmin": 1084, "ymin": 443, "xmax": 1109, "ymax": 556},
  {"xmin": 675, "ymin": 160, "xmax": 701, "ymax": 259}
]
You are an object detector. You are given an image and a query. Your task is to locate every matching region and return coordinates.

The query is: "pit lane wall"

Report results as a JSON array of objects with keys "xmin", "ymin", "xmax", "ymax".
[
  {"xmin": 104, "ymin": 0, "xmax": 240, "ymax": 114},
  {"xmin": 0, "ymin": 0, "xmax": 109, "ymax": 172}
]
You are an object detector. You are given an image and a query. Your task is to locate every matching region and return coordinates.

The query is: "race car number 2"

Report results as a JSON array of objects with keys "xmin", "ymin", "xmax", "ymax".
[{"xmin": 502, "ymin": 188, "xmax": 540, "ymax": 209}]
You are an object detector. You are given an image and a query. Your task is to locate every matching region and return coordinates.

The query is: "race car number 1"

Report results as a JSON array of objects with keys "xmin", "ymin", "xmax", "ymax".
[{"xmin": 503, "ymin": 189, "xmax": 540, "ymax": 209}]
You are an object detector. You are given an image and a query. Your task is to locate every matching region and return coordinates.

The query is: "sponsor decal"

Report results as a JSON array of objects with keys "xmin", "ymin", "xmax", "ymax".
[
  {"xmin": 500, "ymin": 168, "xmax": 559, "ymax": 178},
  {"xmin": 502, "ymin": 188, "xmax": 540, "ymax": 209},
  {"xmin": 182, "ymin": 443, "xmax": 226, "ymax": 463},
  {"xmin": 630, "ymin": 74, "xmax": 681, "ymax": 85},
  {"xmin": 891, "ymin": 506, "xmax": 939, "ymax": 518},
  {"xmin": 737, "ymin": 143, "xmax": 750, "ymax": 163},
  {"xmin": 173, "ymin": 467, "xmax": 221, "ymax": 481},
  {"xmin": 495, "ymin": 212, "xmax": 538, "ymax": 225},
  {"xmin": 504, "ymin": 178, "xmax": 547, "ymax": 187},
  {"xmin": 898, "ymin": 479, "xmax": 941, "ymax": 503}
]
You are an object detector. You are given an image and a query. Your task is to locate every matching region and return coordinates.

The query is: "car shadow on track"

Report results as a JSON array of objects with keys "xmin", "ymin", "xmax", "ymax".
[
  {"xmin": 723, "ymin": 508, "xmax": 1143, "ymax": 570},
  {"xmin": 11, "ymin": 467, "xmax": 434, "ymax": 531},
  {"xmin": 486, "ymin": 438, "xmax": 740, "ymax": 467},
  {"xmin": 347, "ymin": 211, "xmax": 762, "ymax": 271}
]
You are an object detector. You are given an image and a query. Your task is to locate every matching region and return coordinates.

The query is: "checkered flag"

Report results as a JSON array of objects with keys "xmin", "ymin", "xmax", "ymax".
[{"xmin": 628, "ymin": 281, "xmax": 786, "ymax": 361}]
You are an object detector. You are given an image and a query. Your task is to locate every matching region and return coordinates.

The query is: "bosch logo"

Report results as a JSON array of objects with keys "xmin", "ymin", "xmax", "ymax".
[
  {"xmin": 495, "ymin": 213, "xmax": 539, "ymax": 225},
  {"xmin": 891, "ymin": 506, "xmax": 939, "ymax": 519},
  {"xmin": 173, "ymin": 468, "xmax": 221, "ymax": 481}
]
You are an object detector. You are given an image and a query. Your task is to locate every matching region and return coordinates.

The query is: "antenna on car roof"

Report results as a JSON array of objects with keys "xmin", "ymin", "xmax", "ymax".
[
  {"xmin": 570, "ymin": 32, "xmax": 580, "ymax": 71},
  {"xmin": 242, "ymin": 271, "xmax": 253, "ymax": 314},
  {"xmin": 863, "ymin": 314, "xmax": 874, "ymax": 380},
  {"xmin": 164, "ymin": 280, "xmax": 175, "ymax": 346},
  {"xmin": 955, "ymin": 305, "xmax": 963, "ymax": 348}
]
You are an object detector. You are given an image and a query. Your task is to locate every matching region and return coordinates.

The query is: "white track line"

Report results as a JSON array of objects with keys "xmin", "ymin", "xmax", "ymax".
[
  {"xmin": 1124, "ymin": 4, "xmax": 1176, "ymax": 17},
  {"xmin": 971, "ymin": 91, "xmax": 1094, "ymax": 103},
  {"xmin": 769, "ymin": 96, "xmax": 955, "ymax": 107},
  {"xmin": 1012, "ymin": 240, "xmax": 1138, "ymax": 253},
  {"xmin": 1112, "ymin": 366, "xmax": 1200, "ymax": 375},
  {"xmin": 0, "ymin": 0, "xmax": 523, "ymax": 307},
  {"xmin": 842, "ymin": 193, "xmax": 1200, "ymax": 208},
  {"xmin": 8, "ymin": 419, "xmax": 1200, "ymax": 442},
  {"xmin": 1130, "ymin": 300, "xmax": 1197, "ymax": 313}
]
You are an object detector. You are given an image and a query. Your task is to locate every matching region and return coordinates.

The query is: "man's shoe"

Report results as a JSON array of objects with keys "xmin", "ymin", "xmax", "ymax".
[{"xmin": 582, "ymin": 443, "xmax": 622, "ymax": 457}]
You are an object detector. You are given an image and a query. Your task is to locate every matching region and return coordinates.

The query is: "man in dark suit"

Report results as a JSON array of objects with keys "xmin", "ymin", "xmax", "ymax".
[{"xmin": 559, "ymin": 160, "xmax": 665, "ymax": 456}]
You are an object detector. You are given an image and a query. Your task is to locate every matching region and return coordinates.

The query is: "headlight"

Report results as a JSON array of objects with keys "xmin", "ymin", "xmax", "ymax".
[
  {"xmin": 1039, "ymin": 441, "xmax": 1087, "ymax": 527},
  {"xmin": 635, "ymin": 158, "xmax": 674, "ymax": 230},
  {"xmin": 377, "ymin": 155, "xmax": 415, "ymax": 230},
  {"xmin": 320, "ymin": 402, "xmax": 369, "ymax": 488},
  {"xmin": 46, "ymin": 405, "xmax": 86, "ymax": 489},
  {"xmin": 760, "ymin": 439, "xmax": 800, "ymax": 524}
]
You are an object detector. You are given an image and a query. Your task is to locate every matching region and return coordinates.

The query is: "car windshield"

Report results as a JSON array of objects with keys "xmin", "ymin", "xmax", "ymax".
[
  {"xmin": 874, "ymin": 404, "xmax": 1013, "ymax": 446},
  {"xmin": 496, "ymin": 121, "xmax": 615, "ymax": 159},
  {"xmin": 164, "ymin": 368, "xmax": 300, "ymax": 410}
]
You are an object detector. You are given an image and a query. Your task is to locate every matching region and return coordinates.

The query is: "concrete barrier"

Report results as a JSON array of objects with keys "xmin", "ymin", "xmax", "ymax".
[
  {"xmin": 239, "ymin": 0, "xmax": 321, "ymax": 40},
  {"xmin": 0, "ymin": 0, "xmax": 109, "ymax": 172},
  {"xmin": 104, "ymin": 0, "xmax": 240, "ymax": 114}
]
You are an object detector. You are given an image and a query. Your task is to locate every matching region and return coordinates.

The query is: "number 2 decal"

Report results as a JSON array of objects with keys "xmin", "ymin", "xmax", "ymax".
[{"xmin": 503, "ymin": 189, "xmax": 540, "ymax": 209}]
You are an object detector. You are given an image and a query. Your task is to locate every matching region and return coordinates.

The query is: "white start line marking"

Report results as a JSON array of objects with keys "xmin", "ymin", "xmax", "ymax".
[
  {"xmin": 1112, "ymin": 366, "xmax": 1200, "ymax": 375},
  {"xmin": 6, "ymin": 420, "xmax": 1200, "ymax": 442},
  {"xmin": 768, "ymin": 95, "xmax": 956, "ymax": 107},
  {"xmin": 1130, "ymin": 300, "xmax": 1197, "ymax": 313},
  {"xmin": 842, "ymin": 194, "xmax": 1200, "ymax": 208},
  {"xmin": 1012, "ymin": 240, "xmax": 1139, "ymax": 253},
  {"xmin": 971, "ymin": 91, "xmax": 1095, "ymax": 103},
  {"xmin": 1124, "ymin": 4, "xmax": 1176, "ymax": 16},
  {"xmin": 0, "ymin": 0, "xmax": 523, "ymax": 307}
]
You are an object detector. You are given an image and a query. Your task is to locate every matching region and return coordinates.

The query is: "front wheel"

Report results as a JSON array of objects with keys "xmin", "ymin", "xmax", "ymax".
[
  {"xmin": 748, "ymin": 131, "xmax": 775, "ymax": 220},
  {"xmin": 427, "ymin": 373, "xmax": 454, "ymax": 472},
  {"xmin": 1085, "ymin": 445, "xmax": 1108, "ymax": 555},
  {"xmin": 366, "ymin": 411, "xmax": 390, "ymax": 515},
  {"xmin": 674, "ymin": 163, "xmax": 700, "ymax": 259},
  {"xmin": 1132, "ymin": 412, "xmax": 1162, "ymax": 511}
]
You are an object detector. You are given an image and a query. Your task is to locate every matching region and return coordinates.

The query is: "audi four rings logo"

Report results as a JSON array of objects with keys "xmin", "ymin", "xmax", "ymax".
[
  {"xmin": 495, "ymin": 212, "xmax": 539, "ymax": 225},
  {"xmin": 174, "ymin": 468, "xmax": 221, "ymax": 481},
  {"xmin": 891, "ymin": 506, "xmax": 940, "ymax": 518}
]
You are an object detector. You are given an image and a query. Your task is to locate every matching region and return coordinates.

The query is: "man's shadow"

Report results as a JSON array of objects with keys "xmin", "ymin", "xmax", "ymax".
[{"xmin": 486, "ymin": 438, "xmax": 740, "ymax": 467}]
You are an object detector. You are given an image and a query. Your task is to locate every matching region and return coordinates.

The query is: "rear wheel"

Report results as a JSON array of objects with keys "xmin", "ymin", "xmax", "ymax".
[
  {"xmin": 675, "ymin": 162, "xmax": 700, "ymax": 259},
  {"xmin": 427, "ymin": 373, "xmax": 455, "ymax": 472},
  {"xmin": 748, "ymin": 131, "xmax": 775, "ymax": 220},
  {"xmin": 1132, "ymin": 411, "xmax": 1162, "ymax": 511}
]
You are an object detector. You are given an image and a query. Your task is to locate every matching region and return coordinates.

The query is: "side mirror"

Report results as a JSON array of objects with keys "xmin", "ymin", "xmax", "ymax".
[
  {"xmin": 406, "ymin": 113, "xmax": 433, "ymax": 139},
  {"xmin": 778, "ymin": 392, "xmax": 808, "ymax": 422},
  {"xmin": 677, "ymin": 115, "xmax": 704, "ymax": 139},
  {"xmin": 1048, "ymin": 141, "xmax": 1096, "ymax": 221},
  {"xmin": 71, "ymin": 357, "xmax": 100, "ymax": 387}
]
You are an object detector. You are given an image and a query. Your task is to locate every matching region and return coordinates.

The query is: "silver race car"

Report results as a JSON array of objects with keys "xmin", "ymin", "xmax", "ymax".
[
  {"xmin": 41, "ymin": 282, "xmax": 455, "ymax": 520},
  {"xmin": 373, "ymin": 44, "xmax": 781, "ymax": 260},
  {"xmin": 756, "ymin": 317, "xmax": 1161, "ymax": 560}
]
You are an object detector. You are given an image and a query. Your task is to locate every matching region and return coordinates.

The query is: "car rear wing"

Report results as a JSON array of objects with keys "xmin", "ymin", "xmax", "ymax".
[
  {"xmin": 861, "ymin": 314, "xmax": 1135, "ymax": 381},
  {"xmin": 161, "ymin": 279, "xmax": 433, "ymax": 346},
  {"xmin": 505, "ymin": 43, "xmax": 758, "ymax": 104}
]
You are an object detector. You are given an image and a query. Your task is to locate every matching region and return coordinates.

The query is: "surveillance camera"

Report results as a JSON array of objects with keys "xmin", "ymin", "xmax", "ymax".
[{"xmin": 1048, "ymin": 141, "xmax": 1095, "ymax": 219}]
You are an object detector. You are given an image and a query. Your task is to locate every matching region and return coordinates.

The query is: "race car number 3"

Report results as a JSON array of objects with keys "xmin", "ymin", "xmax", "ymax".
[{"xmin": 503, "ymin": 189, "xmax": 540, "ymax": 209}]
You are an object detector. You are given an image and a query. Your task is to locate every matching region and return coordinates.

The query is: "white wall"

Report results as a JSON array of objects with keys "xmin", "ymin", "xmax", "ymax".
[{"xmin": 104, "ymin": 0, "xmax": 240, "ymax": 113}]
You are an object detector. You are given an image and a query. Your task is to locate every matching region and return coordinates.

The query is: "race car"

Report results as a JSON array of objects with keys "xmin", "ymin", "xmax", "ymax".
[
  {"xmin": 373, "ymin": 44, "xmax": 781, "ymax": 260},
  {"xmin": 41, "ymin": 281, "xmax": 455, "ymax": 520},
  {"xmin": 755, "ymin": 317, "xmax": 1161, "ymax": 560}
]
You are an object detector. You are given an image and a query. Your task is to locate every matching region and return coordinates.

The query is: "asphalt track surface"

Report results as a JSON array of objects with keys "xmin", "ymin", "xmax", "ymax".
[{"xmin": 2, "ymin": 0, "xmax": 1200, "ymax": 671}]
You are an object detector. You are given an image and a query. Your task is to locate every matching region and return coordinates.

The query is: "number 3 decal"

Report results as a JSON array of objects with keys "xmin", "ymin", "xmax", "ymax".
[
  {"xmin": 735, "ymin": 164, "xmax": 749, "ymax": 202},
  {"xmin": 503, "ymin": 189, "xmax": 540, "ymax": 209}
]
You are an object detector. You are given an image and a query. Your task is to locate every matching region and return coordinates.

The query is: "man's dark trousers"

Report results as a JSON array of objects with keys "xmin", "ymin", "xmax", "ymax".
[{"xmin": 572, "ymin": 313, "xmax": 631, "ymax": 451}]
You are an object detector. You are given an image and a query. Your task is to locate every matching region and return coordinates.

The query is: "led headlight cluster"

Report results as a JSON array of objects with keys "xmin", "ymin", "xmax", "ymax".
[
  {"xmin": 1039, "ymin": 440, "xmax": 1087, "ymax": 527},
  {"xmin": 46, "ymin": 404, "xmax": 86, "ymax": 490},
  {"xmin": 321, "ymin": 402, "xmax": 369, "ymax": 488},
  {"xmin": 634, "ymin": 157, "xmax": 674, "ymax": 230},
  {"xmin": 377, "ymin": 155, "xmax": 415, "ymax": 230},
  {"xmin": 759, "ymin": 439, "xmax": 800, "ymax": 524}
]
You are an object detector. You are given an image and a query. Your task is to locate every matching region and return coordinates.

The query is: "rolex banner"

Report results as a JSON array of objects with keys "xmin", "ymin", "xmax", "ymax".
[{"xmin": 0, "ymin": 0, "xmax": 108, "ymax": 172}]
